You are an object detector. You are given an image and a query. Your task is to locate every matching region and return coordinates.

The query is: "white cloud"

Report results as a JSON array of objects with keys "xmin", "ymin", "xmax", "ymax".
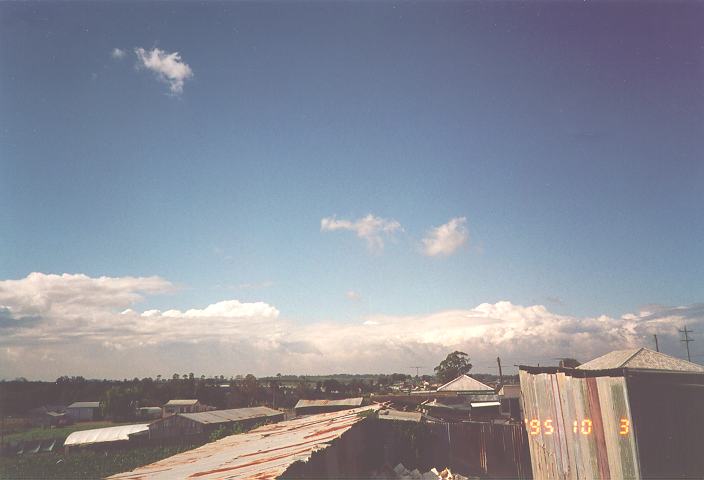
[
  {"xmin": 422, "ymin": 217, "xmax": 468, "ymax": 257},
  {"xmin": 346, "ymin": 290, "xmax": 362, "ymax": 302},
  {"xmin": 135, "ymin": 47, "xmax": 193, "ymax": 94},
  {"xmin": 111, "ymin": 48, "xmax": 126, "ymax": 60},
  {"xmin": 0, "ymin": 272, "xmax": 701, "ymax": 379},
  {"xmin": 321, "ymin": 214, "xmax": 402, "ymax": 251}
]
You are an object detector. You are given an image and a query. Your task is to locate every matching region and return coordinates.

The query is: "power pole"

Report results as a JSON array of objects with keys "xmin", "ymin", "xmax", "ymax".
[
  {"xmin": 409, "ymin": 366, "xmax": 425, "ymax": 377},
  {"xmin": 653, "ymin": 334, "xmax": 659, "ymax": 352},
  {"xmin": 496, "ymin": 357, "xmax": 504, "ymax": 386},
  {"xmin": 679, "ymin": 325, "xmax": 694, "ymax": 362}
]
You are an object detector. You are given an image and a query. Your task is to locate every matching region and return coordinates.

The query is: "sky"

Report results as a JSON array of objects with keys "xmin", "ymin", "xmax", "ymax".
[{"xmin": 1, "ymin": 1, "xmax": 703, "ymax": 380}]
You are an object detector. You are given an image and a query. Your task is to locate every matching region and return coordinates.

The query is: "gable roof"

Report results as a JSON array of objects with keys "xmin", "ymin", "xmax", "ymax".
[
  {"xmin": 577, "ymin": 347, "xmax": 704, "ymax": 372},
  {"xmin": 163, "ymin": 399, "xmax": 199, "ymax": 407},
  {"xmin": 436, "ymin": 375, "xmax": 494, "ymax": 392},
  {"xmin": 67, "ymin": 401, "xmax": 101, "ymax": 409}
]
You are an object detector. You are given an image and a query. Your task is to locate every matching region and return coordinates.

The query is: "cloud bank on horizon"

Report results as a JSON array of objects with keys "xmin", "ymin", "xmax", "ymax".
[{"xmin": 1, "ymin": 272, "xmax": 701, "ymax": 380}]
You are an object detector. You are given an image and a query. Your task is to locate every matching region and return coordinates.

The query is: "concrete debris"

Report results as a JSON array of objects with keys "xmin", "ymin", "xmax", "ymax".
[{"xmin": 387, "ymin": 463, "xmax": 470, "ymax": 480}]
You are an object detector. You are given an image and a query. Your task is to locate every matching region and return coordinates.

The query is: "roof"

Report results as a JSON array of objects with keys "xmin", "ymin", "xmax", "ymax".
[
  {"xmin": 294, "ymin": 397, "xmax": 363, "ymax": 409},
  {"xmin": 577, "ymin": 347, "xmax": 704, "ymax": 372},
  {"xmin": 109, "ymin": 405, "xmax": 380, "ymax": 480},
  {"xmin": 470, "ymin": 401, "xmax": 501, "ymax": 408},
  {"xmin": 64, "ymin": 424, "xmax": 149, "ymax": 446},
  {"xmin": 179, "ymin": 407, "xmax": 283, "ymax": 425},
  {"xmin": 163, "ymin": 399, "xmax": 199, "ymax": 406},
  {"xmin": 67, "ymin": 401, "xmax": 101, "ymax": 409},
  {"xmin": 436, "ymin": 375, "xmax": 494, "ymax": 392},
  {"xmin": 377, "ymin": 409, "xmax": 423, "ymax": 423}
]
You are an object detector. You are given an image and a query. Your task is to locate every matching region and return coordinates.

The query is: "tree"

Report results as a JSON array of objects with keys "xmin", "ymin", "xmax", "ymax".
[
  {"xmin": 434, "ymin": 351, "xmax": 473, "ymax": 383},
  {"xmin": 559, "ymin": 358, "xmax": 581, "ymax": 369}
]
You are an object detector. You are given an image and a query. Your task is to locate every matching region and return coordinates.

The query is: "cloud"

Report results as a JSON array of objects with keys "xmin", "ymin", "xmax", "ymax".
[
  {"xmin": 346, "ymin": 290, "xmax": 362, "ymax": 302},
  {"xmin": 0, "ymin": 272, "xmax": 702, "ymax": 379},
  {"xmin": 135, "ymin": 47, "xmax": 193, "ymax": 94},
  {"xmin": 422, "ymin": 217, "xmax": 468, "ymax": 257},
  {"xmin": 111, "ymin": 48, "xmax": 126, "ymax": 60},
  {"xmin": 321, "ymin": 214, "xmax": 402, "ymax": 251}
]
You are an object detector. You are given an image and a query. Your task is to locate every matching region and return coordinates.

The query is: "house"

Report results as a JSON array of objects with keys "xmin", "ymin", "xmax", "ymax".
[
  {"xmin": 420, "ymin": 393, "xmax": 501, "ymax": 421},
  {"xmin": 147, "ymin": 406, "xmax": 284, "ymax": 440},
  {"xmin": 520, "ymin": 348, "xmax": 704, "ymax": 479},
  {"xmin": 436, "ymin": 374, "xmax": 495, "ymax": 393},
  {"xmin": 161, "ymin": 399, "xmax": 212, "ymax": 417},
  {"xmin": 66, "ymin": 402, "xmax": 102, "ymax": 421},
  {"xmin": 294, "ymin": 397, "xmax": 364, "ymax": 416}
]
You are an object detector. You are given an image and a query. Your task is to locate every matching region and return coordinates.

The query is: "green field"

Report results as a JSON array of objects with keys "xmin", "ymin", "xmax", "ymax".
[
  {"xmin": 0, "ymin": 442, "xmax": 202, "ymax": 479},
  {"xmin": 2, "ymin": 422, "xmax": 132, "ymax": 444}
]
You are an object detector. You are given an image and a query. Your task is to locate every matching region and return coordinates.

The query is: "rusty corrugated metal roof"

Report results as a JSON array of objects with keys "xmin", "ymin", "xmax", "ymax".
[
  {"xmin": 294, "ymin": 397, "xmax": 363, "ymax": 409},
  {"xmin": 109, "ymin": 405, "xmax": 379, "ymax": 480},
  {"xmin": 179, "ymin": 406, "xmax": 283, "ymax": 425}
]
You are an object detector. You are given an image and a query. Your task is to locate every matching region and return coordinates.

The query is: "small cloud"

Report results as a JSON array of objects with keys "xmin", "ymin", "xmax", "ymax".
[
  {"xmin": 321, "ymin": 214, "xmax": 402, "ymax": 251},
  {"xmin": 346, "ymin": 290, "xmax": 362, "ymax": 302},
  {"xmin": 422, "ymin": 217, "xmax": 469, "ymax": 257},
  {"xmin": 135, "ymin": 47, "xmax": 193, "ymax": 94},
  {"xmin": 111, "ymin": 48, "xmax": 126, "ymax": 60}
]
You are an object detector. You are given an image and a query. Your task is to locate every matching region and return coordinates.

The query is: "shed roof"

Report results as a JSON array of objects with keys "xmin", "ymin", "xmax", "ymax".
[
  {"xmin": 109, "ymin": 405, "xmax": 380, "ymax": 480},
  {"xmin": 179, "ymin": 406, "xmax": 282, "ymax": 425},
  {"xmin": 436, "ymin": 375, "xmax": 494, "ymax": 392},
  {"xmin": 294, "ymin": 397, "xmax": 363, "ymax": 409},
  {"xmin": 67, "ymin": 401, "xmax": 101, "ymax": 409},
  {"xmin": 577, "ymin": 347, "xmax": 704, "ymax": 372},
  {"xmin": 65, "ymin": 424, "xmax": 149, "ymax": 446},
  {"xmin": 163, "ymin": 399, "xmax": 199, "ymax": 406},
  {"xmin": 378, "ymin": 409, "xmax": 423, "ymax": 423}
]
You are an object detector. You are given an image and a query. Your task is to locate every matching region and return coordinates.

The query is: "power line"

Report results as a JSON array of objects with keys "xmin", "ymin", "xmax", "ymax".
[{"xmin": 679, "ymin": 325, "xmax": 695, "ymax": 362}]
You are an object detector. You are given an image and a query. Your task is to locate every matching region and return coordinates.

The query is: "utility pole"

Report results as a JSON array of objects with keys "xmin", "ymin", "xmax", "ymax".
[
  {"xmin": 679, "ymin": 325, "xmax": 694, "ymax": 362},
  {"xmin": 653, "ymin": 334, "xmax": 659, "ymax": 352},
  {"xmin": 409, "ymin": 366, "xmax": 425, "ymax": 378},
  {"xmin": 496, "ymin": 357, "xmax": 504, "ymax": 386}
]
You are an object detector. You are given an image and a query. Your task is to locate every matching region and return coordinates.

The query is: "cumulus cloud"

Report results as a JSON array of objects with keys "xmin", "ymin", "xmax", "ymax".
[
  {"xmin": 422, "ymin": 217, "xmax": 468, "ymax": 257},
  {"xmin": 0, "ymin": 272, "xmax": 701, "ymax": 379},
  {"xmin": 135, "ymin": 47, "xmax": 193, "ymax": 94},
  {"xmin": 321, "ymin": 214, "xmax": 402, "ymax": 251},
  {"xmin": 111, "ymin": 48, "xmax": 126, "ymax": 59}
]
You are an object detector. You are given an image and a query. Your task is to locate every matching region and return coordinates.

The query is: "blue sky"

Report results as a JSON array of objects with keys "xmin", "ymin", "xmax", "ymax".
[{"xmin": 1, "ymin": 2, "xmax": 703, "ymax": 378}]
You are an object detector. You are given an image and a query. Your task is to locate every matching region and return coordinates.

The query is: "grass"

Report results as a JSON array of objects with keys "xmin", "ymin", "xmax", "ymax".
[
  {"xmin": 2, "ymin": 421, "xmax": 132, "ymax": 444},
  {"xmin": 0, "ymin": 442, "xmax": 204, "ymax": 479}
]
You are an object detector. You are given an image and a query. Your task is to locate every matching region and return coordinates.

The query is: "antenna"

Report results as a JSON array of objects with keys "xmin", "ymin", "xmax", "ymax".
[{"xmin": 679, "ymin": 325, "xmax": 695, "ymax": 362}]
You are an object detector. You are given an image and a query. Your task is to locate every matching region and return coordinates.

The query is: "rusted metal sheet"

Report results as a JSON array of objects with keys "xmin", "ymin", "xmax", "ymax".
[
  {"xmin": 519, "ymin": 369, "xmax": 640, "ymax": 480},
  {"xmin": 109, "ymin": 405, "xmax": 379, "ymax": 480}
]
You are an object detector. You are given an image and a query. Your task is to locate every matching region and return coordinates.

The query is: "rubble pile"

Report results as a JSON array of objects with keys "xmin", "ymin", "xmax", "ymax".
[{"xmin": 386, "ymin": 463, "xmax": 471, "ymax": 480}]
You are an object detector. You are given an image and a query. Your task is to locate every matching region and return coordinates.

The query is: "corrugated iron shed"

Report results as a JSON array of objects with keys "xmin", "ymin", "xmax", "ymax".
[
  {"xmin": 64, "ymin": 424, "xmax": 150, "ymax": 446},
  {"xmin": 180, "ymin": 406, "xmax": 283, "ymax": 425},
  {"xmin": 67, "ymin": 401, "xmax": 101, "ymax": 409},
  {"xmin": 163, "ymin": 399, "xmax": 200, "ymax": 406},
  {"xmin": 109, "ymin": 405, "xmax": 380, "ymax": 480},
  {"xmin": 577, "ymin": 347, "xmax": 704, "ymax": 372},
  {"xmin": 294, "ymin": 397, "xmax": 363, "ymax": 409}
]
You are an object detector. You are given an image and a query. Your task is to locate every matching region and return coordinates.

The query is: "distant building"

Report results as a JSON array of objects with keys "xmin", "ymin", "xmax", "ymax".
[
  {"xmin": 64, "ymin": 423, "xmax": 149, "ymax": 454},
  {"xmin": 161, "ymin": 399, "xmax": 212, "ymax": 417},
  {"xmin": 497, "ymin": 384, "xmax": 522, "ymax": 420},
  {"xmin": 436, "ymin": 374, "xmax": 495, "ymax": 393},
  {"xmin": 294, "ymin": 398, "xmax": 364, "ymax": 416},
  {"xmin": 147, "ymin": 406, "xmax": 284, "ymax": 440},
  {"xmin": 137, "ymin": 407, "xmax": 162, "ymax": 420},
  {"xmin": 66, "ymin": 402, "xmax": 102, "ymax": 421}
]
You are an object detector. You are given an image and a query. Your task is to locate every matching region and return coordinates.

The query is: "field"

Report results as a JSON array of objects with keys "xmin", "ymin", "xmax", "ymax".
[{"xmin": 0, "ymin": 442, "xmax": 203, "ymax": 479}]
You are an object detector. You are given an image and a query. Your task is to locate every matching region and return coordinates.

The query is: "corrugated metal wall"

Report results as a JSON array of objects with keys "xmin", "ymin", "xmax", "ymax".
[{"xmin": 519, "ymin": 370, "xmax": 640, "ymax": 480}]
